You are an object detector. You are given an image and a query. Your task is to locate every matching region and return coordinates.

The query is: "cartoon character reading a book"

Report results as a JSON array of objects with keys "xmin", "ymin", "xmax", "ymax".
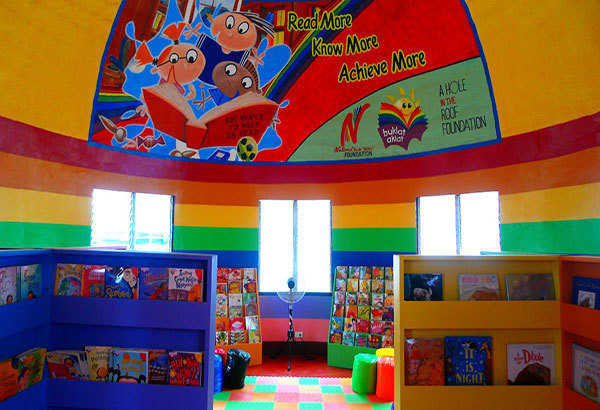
[
  {"xmin": 211, "ymin": 11, "xmax": 274, "ymax": 54},
  {"xmin": 212, "ymin": 60, "xmax": 259, "ymax": 98}
]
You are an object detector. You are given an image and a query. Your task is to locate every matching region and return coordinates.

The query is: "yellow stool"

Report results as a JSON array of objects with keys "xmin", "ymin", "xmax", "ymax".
[{"xmin": 376, "ymin": 348, "xmax": 394, "ymax": 357}]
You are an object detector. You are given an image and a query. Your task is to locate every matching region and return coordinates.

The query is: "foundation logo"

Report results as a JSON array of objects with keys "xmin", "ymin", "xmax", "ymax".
[
  {"xmin": 377, "ymin": 88, "xmax": 428, "ymax": 149},
  {"xmin": 335, "ymin": 103, "xmax": 374, "ymax": 159}
]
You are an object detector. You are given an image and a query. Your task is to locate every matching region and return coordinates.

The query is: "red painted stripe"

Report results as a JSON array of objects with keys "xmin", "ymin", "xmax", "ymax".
[{"xmin": 0, "ymin": 112, "xmax": 598, "ymax": 184}]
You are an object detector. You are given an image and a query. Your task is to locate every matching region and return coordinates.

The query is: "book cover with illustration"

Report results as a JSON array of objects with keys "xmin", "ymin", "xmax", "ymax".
[
  {"xmin": 334, "ymin": 291, "xmax": 345, "ymax": 304},
  {"xmin": 445, "ymin": 336, "xmax": 492, "ymax": 385},
  {"xmin": 381, "ymin": 321, "xmax": 394, "ymax": 336},
  {"xmin": 228, "ymin": 281, "xmax": 242, "ymax": 294},
  {"xmin": 359, "ymin": 279, "xmax": 371, "ymax": 293},
  {"xmin": 230, "ymin": 330, "xmax": 246, "ymax": 344},
  {"xmin": 78, "ymin": 351, "xmax": 90, "ymax": 380},
  {"xmin": 148, "ymin": 349, "xmax": 169, "ymax": 385},
  {"xmin": 243, "ymin": 292, "xmax": 257, "ymax": 305},
  {"xmin": 85, "ymin": 346, "xmax": 111, "ymax": 382},
  {"xmin": 230, "ymin": 317, "xmax": 244, "ymax": 333},
  {"xmin": 572, "ymin": 276, "xmax": 600, "ymax": 310},
  {"xmin": 0, "ymin": 266, "xmax": 18, "ymax": 305},
  {"xmin": 0, "ymin": 358, "xmax": 18, "ymax": 401},
  {"xmin": 331, "ymin": 317, "xmax": 344, "ymax": 333},
  {"xmin": 356, "ymin": 333, "xmax": 369, "ymax": 347},
  {"xmin": 344, "ymin": 318, "xmax": 356, "ymax": 333},
  {"xmin": 358, "ymin": 292, "xmax": 370, "ymax": 305},
  {"xmin": 342, "ymin": 332, "xmax": 355, "ymax": 346},
  {"xmin": 228, "ymin": 269, "xmax": 242, "ymax": 282},
  {"xmin": 216, "ymin": 293, "xmax": 228, "ymax": 317},
  {"xmin": 110, "ymin": 349, "xmax": 148, "ymax": 383},
  {"xmin": 382, "ymin": 335, "xmax": 394, "ymax": 348},
  {"xmin": 216, "ymin": 317, "xmax": 230, "ymax": 333},
  {"xmin": 368, "ymin": 334, "xmax": 382, "ymax": 349},
  {"xmin": 371, "ymin": 279, "xmax": 384, "ymax": 293},
  {"xmin": 372, "ymin": 266, "xmax": 384, "ymax": 280},
  {"xmin": 405, "ymin": 338, "xmax": 444, "ymax": 385},
  {"xmin": 330, "ymin": 332, "xmax": 342, "ymax": 344},
  {"xmin": 168, "ymin": 351, "xmax": 202, "ymax": 386},
  {"xmin": 405, "ymin": 273, "xmax": 443, "ymax": 301},
  {"xmin": 335, "ymin": 278, "xmax": 347, "ymax": 292},
  {"xmin": 345, "ymin": 305, "xmax": 357, "ymax": 319},
  {"xmin": 458, "ymin": 274, "xmax": 501, "ymax": 300},
  {"xmin": 168, "ymin": 268, "xmax": 203, "ymax": 302},
  {"xmin": 15, "ymin": 348, "xmax": 46, "ymax": 391},
  {"xmin": 229, "ymin": 294, "xmax": 242, "ymax": 317},
  {"xmin": 385, "ymin": 280, "xmax": 394, "ymax": 295},
  {"xmin": 572, "ymin": 344, "xmax": 600, "ymax": 403},
  {"xmin": 244, "ymin": 302, "xmax": 258, "ymax": 317},
  {"xmin": 19, "ymin": 265, "xmax": 42, "ymax": 300},
  {"xmin": 332, "ymin": 303, "xmax": 344, "ymax": 318},
  {"xmin": 54, "ymin": 264, "xmax": 83, "ymax": 297},
  {"xmin": 245, "ymin": 315, "xmax": 259, "ymax": 331},
  {"xmin": 243, "ymin": 268, "xmax": 257, "ymax": 281},
  {"xmin": 216, "ymin": 331, "xmax": 229, "ymax": 346},
  {"xmin": 506, "ymin": 273, "xmax": 555, "ymax": 300},
  {"xmin": 139, "ymin": 267, "xmax": 168, "ymax": 300},
  {"xmin": 346, "ymin": 292, "xmax": 357, "ymax": 305},
  {"xmin": 371, "ymin": 321, "xmax": 383, "ymax": 335},
  {"xmin": 335, "ymin": 266, "xmax": 348, "ymax": 279},
  {"xmin": 383, "ymin": 306, "xmax": 394, "ymax": 321},
  {"xmin": 385, "ymin": 267, "xmax": 393, "ymax": 280},
  {"xmin": 248, "ymin": 329, "xmax": 261, "ymax": 344},
  {"xmin": 507, "ymin": 344, "xmax": 555, "ymax": 385},
  {"xmin": 46, "ymin": 350, "xmax": 84, "ymax": 380},
  {"xmin": 349, "ymin": 267, "xmax": 361, "ymax": 279},
  {"xmin": 347, "ymin": 279, "xmax": 359, "ymax": 292},
  {"xmin": 358, "ymin": 305, "xmax": 371, "ymax": 320},
  {"xmin": 243, "ymin": 279, "xmax": 257, "ymax": 293},
  {"xmin": 81, "ymin": 265, "xmax": 105, "ymax": 298},
  {"xmin": 217, "ymin": 268, "xmax": 229, "ymax": 283},
  {"xmin": 360, "ymin": 266, "xmax": 372, "ymax": 279},
  {"xmin": 356, "ymin": 319, "xmax": 370, "ymax": 333},
  {"xmin": 371, "ymin": 294, "xmax": 384, "ymax": 308},
  {"xmin": 105, "ymin": 267, "xmax": 139, "ymax": 299},
  {"xmin": 216, "ymin": 283, "xmax": 228, "ymax": 294}
]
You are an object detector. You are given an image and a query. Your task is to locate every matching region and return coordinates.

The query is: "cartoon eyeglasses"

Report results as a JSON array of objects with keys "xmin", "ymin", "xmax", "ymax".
[{"xmin": 157, "ymin": 49, "xmax": 199, "ymax": 66}]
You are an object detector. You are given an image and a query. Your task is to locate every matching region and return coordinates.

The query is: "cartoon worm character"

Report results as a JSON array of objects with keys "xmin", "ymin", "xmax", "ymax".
[{"xmin": 211, "ymin": 11, "xmax": 274, "ymax": 54}]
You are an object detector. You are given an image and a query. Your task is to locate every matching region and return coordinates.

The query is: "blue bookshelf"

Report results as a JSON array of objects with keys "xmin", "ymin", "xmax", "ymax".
[{"xmin": 0, "ymin": 248, "xmax": 217, "ymax": 409}]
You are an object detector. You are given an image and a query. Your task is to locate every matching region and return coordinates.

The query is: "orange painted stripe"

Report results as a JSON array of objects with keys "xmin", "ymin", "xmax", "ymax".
[{"xmin": 1, "ymin": 147, "xmax": 599, "ymax": 206}]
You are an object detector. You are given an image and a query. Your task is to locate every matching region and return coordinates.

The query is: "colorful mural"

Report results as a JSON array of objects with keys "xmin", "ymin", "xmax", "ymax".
[{"xmin": 90, "ymin": 0, "xmax": 500, "ymax": 163}]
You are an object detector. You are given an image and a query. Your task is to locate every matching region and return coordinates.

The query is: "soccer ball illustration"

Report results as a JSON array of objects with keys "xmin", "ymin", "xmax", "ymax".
[{"xmin": 236, "ymin": 137, "xmax": 258, "ymax": 161}]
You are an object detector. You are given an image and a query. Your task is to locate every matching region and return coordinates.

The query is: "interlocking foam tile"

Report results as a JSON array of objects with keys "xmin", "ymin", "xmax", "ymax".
[
  {"xmin": 299, "ymin": 385, "xmax": 322, "ymax": 393},
  {"xmin": 298, "ymin": 393, "xmax": 323, "ymax": 402},
  {"xmin": 319, "ymin": 378, "xmax": 341, "ymax": 385},
  {"xmin": 321, "ymin": 386, "xmax": 343, "ymax": 394},
  {"xmin": 257, "ymin": 376, "xmax": 279, "ymax": 385},
  {"xmin": 275, "ymin": 392, "xmax": 302, "ymax": 402},
  {"xmin": 273, "ymin": 403, "xmax": 298, "ymax": 410},
  {"xmin": 299, "ymin": 377, "xmax": 320, "ymax": 385},
  {"xmin": 255, "ymin": 384, "xmax": 278, "ymax": 393},
  {"xmin": 229, "ymin": 391, "xmax": 255, "ymax": 402},
  {"xmin": 322, "ymin": 394, "xmax": 346, "ymax": 403},
  {"xmin": 277, "ymin": 384, "xmax": 300, "ymax": 393},
  {"xmin": 253, "ymin": 393, "xmax": 277, "ymax": 402},
  {"xmin": 322, "ymin": 403, "xmax": 348, "ymax": 410},
  {"xmin": 241, "ymin": 384, "xmax": 256, "ymax": 393},
  {"xmin": 341, "ymin": 385, "xmax": 354, "ymax": 394},
  {"xmin": 339, "ymin": 378, "xmax": 352, "ymax": 386},
  {"xmin": 277, "ymin": 377, "xmax": 300, "ymax": 385},
  {"xmin": 298, "ymin": 403, "xmax": 324, "ymax": 410}
]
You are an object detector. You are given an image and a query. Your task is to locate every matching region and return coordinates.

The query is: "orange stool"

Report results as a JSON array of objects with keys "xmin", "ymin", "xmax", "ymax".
[{"xmin": 376, "ymin": 356, "xmax": 394, "ymax": 402}]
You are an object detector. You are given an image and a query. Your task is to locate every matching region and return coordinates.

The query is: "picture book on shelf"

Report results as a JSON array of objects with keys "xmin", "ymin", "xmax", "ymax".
[
  {"xmin": 458, "ymin": 274, "xmax": 501, "ymax": 300},
  {"xmin": 371, "ymin": 293, "xmax": 384, "ymax": 308},
  {"xmin": 404, "ymin": 273, "xmax": 442, "ymax": 301},
  {"xmin": 445, "ymin": 336, "xmax": 492, "ymax": 385},
  {"xmin": 382, "ymin": 306, "xmax": 394, "ymax": 321},
  {"xmin": 335, "ymin": 266, "xmax": 348, "ymax": 279},
  {"xmin": 330, "ymin": 332, "xmax": 342, "ymax": 344},
  {"xmin": 346, "ymin": 292, "xmax": 357, "ymax": 305},
  {"xmin": 85, "ymin": 346, "xmax": 111, "ymax": 382},
  {"xmin": 169, "ymin": 352, "xmax": 203, "ymax": 386},
  {"xmin": 360, "ymin": 266, "xmax": 371, "ymax": 279},
  {"xmin": 349, "ymin": 266, "xmax": 361, "ymax": 279},
  {"xmin": 80, "ymin": 265, "xmax": 105, "ymax": 298},
  {"xmin": 105, "ymin": 266, "xmax": 139, "ymax": 299},
  {"xmin": 243, "ymin": 268, "xmax": 256, "ymax": 281},
  {"xmin": 148, "ymin": 349, "xmax": 169, "ymax": 385},
  {"xmin": 344, "ymin": 318, "xmax": 355, "ymax": 333},
  {"xmin": 230, "ymin": 330, "xmax": 245, "ymax": 344},
  {"xmin": 78, "ymin": 351, "xmax": 90, "ymax": 380},
  {"xmin": 342, "ymin": 332, "xmax": 355, "ymax": 346},
  {"xmin": 356, "ymin": 319, "xmax": 370, "ymax": 333},
  {"xmin": 345, "ymin": 304, "xmax": 357, "ymax": 319},
  {"xmin": 385, "ymin": 280, "xmax": 394, "ymax": 295},
  {"xmin": 54, "ymin": 264, "xmax": 83, "ymax": 296},
  {"xmin": 168, "ymin": 268, "xmax": 203, "ymax": 302},
  {"xmin": 372, "ymin": 266, "xmax": 384, "ymax": 279},
  {"xmin": 347, "ymin": 278, "xmax": 358, "ymax": 292},
  {"xmin": 245, "ymin": 315, "xmax": 259, "ymax": 331},
  {"xmin": 371, "ymin": 321, "xmax": 383, "ymax": 335},
  {"xmin": 0, "ymin": 266, "xmax": 18, "ymax": 304},
  {"xmin": 0, "ymin": 358, "xmax": 18, "ymax": 401},
  {"xmin": 371, "ymin": 307, "xmax": 383, "ymax": 321},
  {"xmin": 228, "ymin": 269, "xmax": 242, "ymax": 282},
  {"xmin": 332, "ymin": 303, "xmax": 344, "ymax": 317},
  {"xmin": 335, "ymin": 278, "xmax": 346, "ymax": 292},
  {"xmin": 371, "ymin": 279, "xmax": 384, "ymax": 293},
  {"xmin": 15, "ymin": 348, "xmax": 46, "ymax": 391},
  {"xmin": 217, "ymin": 268, "xmax": 228, "ymax": 283},
  {"xmin": 572, "ymin": 344, "xmax": 600, "ymax": 403},
  {"xmin": 230, "ymin": 317, "xmax": 244, "ymax": 332},
  {"xmin": 572, "ymin": 276, "xmax": 600, "ymax": 309},
  {"xmin": 358, "ymin": 292, "xmax": 370, "ymax": 305},
  {"xmin": 228, "ymin": 281, "xmax": 242, "ymax": 294},
  {"xmin": 216, "ymin": 331, "xmax": 229, "ymax": 345},
  {"xmin": 47, "ymin": 350, "xmax": 84, "ymax": 380},
  {"xmin": 110, "ymin": 349, "xmax": 148, "ymax": 383},
  {"xmin": 242, "ymin": 292, "xmax": 257, "ymax": 305},
  {"xmin": 358, "ymin": 305, "xmax": 370, "ymax": 320},
  {"xmin": 507, "ymin": 344, "xmax": 555, "ymax": 385},
  {"xmin": 368, "ymin": 334, "xmax": 381, "ymax": 349},
  {"xmin": 359, "ymin": 279, "xmax": 371, "ymax": 293},
  {"xmin": 505, "ymin": 273, "xmax": 555, "ymax": 300},
  {"xmin": 216, "ymin": 317, "xmax": 230, "ymax": 332},
  {"xmin": 405, "ymin": 338, "xmax": 444, "ymax": 385},
  {"xmin": 216, "ymin": 283, "xmax": 227, "ymax": 294},
  {"xmin": 385, "ymin": 267, "xmax": 393, "ymax": 280},
  {"xmin": 355, "ymin": 333, "xmax": 368, "ymax": 347},
  {"xmin": 216, "ymin": 293, "xmax": 228, "ymax": 317},
  {"xmin": 19, "ymin": 264, "xmax": 42, "ymax": 300},
  {"xmin": 248, "ymin": 329, "xmax": 261, "ymax": 344},
  {"xmin": 244, "ymin": 302, "xmax": 258, "ymax": 316},
  {"xmin": 243, "ymin": 279, "xmax": 257, "ymax": 293},
  {"xmin": 382, "ymin": 335, "xmax": 393, "ymax": 348},
  {"xmin": 334, "ymin": 291, "xmax": 345, "ymax": 304},
  {"xmin": 139, "ymin": 267, "xmax": 168, "ymax": 300},
  {"xmin": 331, "ymin": 317, "xmax": 344, "ymax": 333}
]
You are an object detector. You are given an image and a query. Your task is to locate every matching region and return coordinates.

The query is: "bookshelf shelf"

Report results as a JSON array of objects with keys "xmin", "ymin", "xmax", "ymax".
[
  {"xmin": 563, "ymin": 386, "xmax": 600, "ymax": 410},
  {"xmin": 0, "ymin": 380, "xmax": 46, "ymax": 410},
  {"xmin": 327, "ymin": 343, "xmax": 376, "ymax": 369},
  {"xmin": 0, "ymin": 297, "xmax": 50, "ymax": 339},
  {"xmin": 561, "ymin": 302, "xmax": 600, "ymax": 342}
]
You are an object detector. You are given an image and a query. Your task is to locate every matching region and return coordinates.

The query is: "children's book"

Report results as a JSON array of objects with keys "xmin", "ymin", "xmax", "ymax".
[
  {"xmin": 384, "ymin": 295, "xmax": 394, "ymax": 307},
  {"xmin": 54, "ymin": 264, "xmax": 83, "ymax": 297},
  {"xmin": 368, "ymin": 334, "xmax": 382, "ymax": 349},
  {"xmin": 0, "ymin": 358, "xmax": 18, "ymax": 401},
  {"xmin": 228, "ymin": 269, "xmax": 242, "ymax": 282},
  {"xmin": 19, "ymin": 265, "xmax": 42, "ymax": 300},
  {"xmin": 216, "ymin": 294, "xmax": 228, "ymax": 317},
  {"xmin": 110, "ymin": 349, "xmax": 148, "ymax": 383},
  {"xmin": 168, "ymin": 352, "xmax": 203, "ymax": 386},
  {"xmin": 243, "ymin": 268, "xmax": 257, "ymax": 281},
  {"xmin": 217, "ymin": 268, "xmax": 229, "ymax": 283},
  {"xmin": 168, "ymin": 268, "xmax": 203, "ymax": 302},
  {"xmin": 345, "ymin": 292, "xmax": 357, "ymax": 305},
  {"xmin": 335, "ymin": 279, "xmax": 347, "ymax": 292},
  {"xmin": 404, "ymin": 273, "xmax": 443, "ymax": 301},
  {"xmin": 345, "ymin": 305, "xmax": 357, "ymax": 319},
  {"xmin": 81, "ymin": 265, "xmax": 105, "ymax": 298},
  {"xmin": 229, "ymin": 294, "xmax": 242, "ymax": 317},
  {"xmin": 243, "ymin": 292, "xmax": 257, "ymax": 305},
  {"xmin": 329, "ymin": 332, "xmax": 342, "ymax": 344},
  {"xmin": 216, "ymin": 331, "xmax": 229, "ymax": 346},
  {"xmin": 46, "ymin": 350, "xmax": 83, "ymax": 380},
  {"xmin": 230, "ymin": 330, "xmax": 245, "ymax": 344},
  {"xmin": 372, "ymin": 266, "xmax": 384, "ymax": 279},
  {"xmin": 244, "ymin": 302, "xmax": 258, "ymax": 317},
  {"xmin": 230, "ymin": 317, "xmax": 244, "ymax": 333},
  {"xmin": 371, "ymin": 321, "xmax": 384, "ymax": 335},
  {"xmin": 572, "ymin": 276, "xmax": 600, "ymax": 309},
  {"xmin": 344, "ymin": 318, "xmax": 356, "ymax": 333},
  {"xmin": 332, "ymin": 304, "xmax": 344, "ymax": 317},
  {"xmin": 105, "ymin": 266, "xmax": 139, "ymax": 299},
  {"xmin": 216, "ymin": 317, "xmax": 230, "ymax": 332},
  {"xmin": 359, "ymin": 279, "xmax": 371, "ymax": 293},
  {"xmin": 335, "ymin": 266, "xmax": 348, "ymax": 279},
  {"xmin": 361, "ymin": 266, "xmax": 372, "ymax": 279},
  {"xmin": 507, "ymin": 344, "xmax": 555, "ymax": 385},
  {"xmin": 358, "ymin": 305, "xmax": 371, "ymax": 320},
  {"xmin": 15, "ymin": 348, "xmax": 46, "ymax": 391},
  {"xmin": 371, "ymin": 294, "xmax": 384, "ymax": 308},
  {"xmin": 458, "ymin": 274, "xmax": 500, "ymax": 300},
  {"xmin": 248, "ymin": 329, "xmax": 261, "ymax": 344},
  {"xmin": 371, "ymin": 279, "xmax": 384, "ymax": 293},
  {"xmin": 383, "ymin": 306, "xmax": 394, "ymax": 321},
  {"xmin": 139, "ymin": 267, "xmax": 168, "ymax": 300},
  {"xmin": 148, "ymin": 349, "xmax": 169, "ymax": 385},
  {"xmin": 0, "ymin": 267, "xmax": 18, "ymax": 305},
  {"xmin": 347, "ymin": 279, "xmax": 359, "ymax": 292},
  {"xmin": 228, "ymin": 281, "xmax": 242, "ymax": 294},
  {"xmin": 385, "ymin": 280, "xmax": 394, "ymax": 295},
  {"xmin": 356, "ymin": 319, "xmax": 370, "ymax": 333},
  {"xmin": 331, "ymin": 317, "xmax": 344, "ymax": 333},
  {"xmin": 245, "ymin": 315, "xmax": 259, "ymax": 331},
  {"xmin": 381, "ymin": 321, "xmax": 394, "ymax": 336},
  {"xmin": 78, "ymin": 351, "xmax": 89, "ymax": 380},
  {"xmin": 382, "ymin": 335, "xmax": 394, "ymax": 348},
  {"xmin": 445, "ymin": 336, "xmax": 492, "ymax": 385},
  {"xmin": 243, "ymin": 280, "xmax": 257, "ymax": 293},
  {"xmin": 216, "ymin": 283, "xmax": 228, "ymax": 294},
  {"xmin": 334, "ymin": 291, "xmax": 345, "ymax": 304},
  {"xmin": 505, "ymin": 273, "xmax": 555, "ymax": 300},
  {"xmin": 385, "ymin": 267, "xmax": 393, "ymax": 280},
  {"xmin": 349, "ymin": 266, "xmax": 361, "ymax": 279},
  {"xmin": 358, "ymin": 292, "xmax": 370, "ymax": 305},
  {"xmin": 572, "ymin": 344, "xmax": 600, "ymax": 403},
  {"xmin": 85, "ymin": 346, "xmax": 111, "ymax": 382},
  {"xmin": 405, "ymin": 338, "xmax": 444, "ymax": 385},
  {"xmin": 342, "ymin": 332, "xmax": 355, "ymax": 346},
  {"xmin": 356, "ymin": 333, "xmax": 369, "ymax": 347}
]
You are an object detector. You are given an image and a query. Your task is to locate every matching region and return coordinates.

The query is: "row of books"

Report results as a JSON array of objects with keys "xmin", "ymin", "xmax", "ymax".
[
  {"xmin": 572, "ymin": 276, "xmax": 600, "ymax": 310},
  {"xmin": 217, "ymin": 267, "xmax": 257, "ymax": 287},
  {"xmin": 0, "ymin": 265, "xmax": 42, "ymax": 305},
  {"xmin": 335, "ymin": 266, "xmax": 393, "ymax": 280},
  {"xmin": 330, "ymin": 330, "xmax": 393, "ymax": 348},
  {"xmin": 572, "ymin": 344, "xmax": 600, "ymax": 403},
  {"xmin": 47, "ymin": 346, "xmax": 203, "ymax": 386},
  {"xmin": 54, "ymin": 264, "xmax": 204, "ymax": 302},
  {"xmin": 216, "ymin": 316, "xmax": 261, "ymax": 345},
  {"xmin": 0, "ymin": 347, "xmax": 46, "ymax": 402},
  {"xmin": 405, "ymin": 338, "xmax": 556, "ymax": 386},
  {"xmin": 404, "ymin": 273, "xmax": 556, "ymax": 301}
]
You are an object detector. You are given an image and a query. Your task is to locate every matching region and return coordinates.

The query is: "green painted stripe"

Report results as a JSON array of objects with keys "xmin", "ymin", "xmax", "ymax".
[
  {"xmin": 0, "ymin": 221, "xmax": 91, "ymax": 248},
  {"xmin": 173, "ymin": 226, "xmax": 259, "ymax": 251},
  {"xmin": 501, "ymin": 218, "xmax": 600, "ymax": 255},
  {"xmin": 332, "ymin": 227, "xmax": 417, "ymax": 252}
]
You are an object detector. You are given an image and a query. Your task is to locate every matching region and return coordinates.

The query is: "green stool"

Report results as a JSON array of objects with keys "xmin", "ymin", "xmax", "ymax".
[{"xmin": 351, "ymin": 353, "xmax": 379, "ymax": 394}]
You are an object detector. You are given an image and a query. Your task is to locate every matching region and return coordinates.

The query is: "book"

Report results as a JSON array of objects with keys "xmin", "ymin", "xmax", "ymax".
[
  {"xmin": 248, "ymin": 329, "xmax": 261, "ymax": 344},
  {"xmin": 371, "ymin": 321, "xmax": 383, "ymax": 335},
  {"xmin": 54, "ymin": 264, "xmax": 83, "ymax": 296},
  {"xmin": 342, "ymin": 332, "xmax": 355, "ymax": 346},
  {"xmin": 110, "ymin": 349, "xmax": 148, "ymax": 383},
  {"xmin": 381, "ymin": 321, "xmax": 394, "ymax": 336},
  {"xmin": 139, "ymin": 267, "xmax": 168, "ymax": 300},
  {"xmin": 335, "ymin": 266, "xmax": 348, "ymax": 279},
  {"xmin": 361, "ymin": 266, "xmax": 372, "ymax": 279},
  {"xmin": 356, "ymin": 319, "xmax": 370, "ymax": 333},
  {"xmin": 216, "ymin": 317, "xmax": 230, "ymax": 332},
  {"xmin": 148, "ymin": 349, "xmax": 169, "ymax": 385},
  {"xmin": 345, "ymin": 292, "xmax": 357, "ymax": 305},
  {"xmin": 359, "ymin": 279, "xmax": 371, "ymax": 293},
  {"xmin": 216, "ymin": 294, "xmax": 228, "ymax": 317},
  {"xmin": 216, "ymin": 331, "xmax": 229, "ymax": 346},
  {"xmin": 372, "ymin": 266, "xmax": 384, "ymax": 279},
  {"xmin": 331, "ymin": 317, "xmax": 344, "ymax": 333},
  {"xmin": 81, "ymin": 265, "xmax": 105, "ymax": 298},
  {"xmin": 385, "ymin": 280, "xmax": 394, "ymax": 295},
  {"xmin": 168, "ymin": 268, "xmax": 203, "ymax": 302},
  {"xmin": 15, "ymin": 348, "xmax": 46, "ymax": 391},
  {"xmin": 332, "ymin": 304, "xmax": 344, "ymax": 317},
  {"xmin": 243, "ymin": 268, "xmax": 257, "ymax": 281},
  {"xmin": 0, "ymin": 266, "xmax": 18, "ymax": 304},
  {"xmin": 19, "ymin": 265, "xmax": 42, "ymax": 300},
  {"xmin": 168, "ymin": 351, "xmax": 203, "ymax": 386},
  {"xmin": 243, "ymin": 292, "xmax": 257, "ymax": 305},
  {"xmin": 384, "ymin": 295, "xmax": 394, "ymax": 307},
  {"xmin": 334, "ymin": 291, "xmax": 345, "ymax": 304},
  {"xmin": 405, "ymin": 338, "xmax": 444, "ymax": 385},
  {"xmin": 243, "ymin": 279, "xmax": 257, "ymax": 293},
  {"xmin": 85, "ymin": 346, "xmax": 111, "ymax": 382},
  {"xmin": 368, "ymin": 334, "xmax": 382, "ymax": 349},
  {"xmin": 245, "ymin": 315, "xmax": 259, "ymax": 331},
  {"xmin": 382, "ymin": 306, "xmax": 394, "ymax": 321},
  {"xmin": 330, "ymin": 332, "xmax": 342, "ymax": 344},
  {"xmin": 345, "ymin": 305, "xmax": 357, "ymax": 319},
  {"xmin": 217, "ymin": 268, "xmax": 229, "ymax": 283},
  {"xmin": 229, "ymin": 294, "xmax": 242, "ymax": 317},
  {"xmin": 228, "ymin": 281, "xmax": 242, "ymax": 294},
  {"xmin": 385, "ymin": 267, "xmax": 393, "ymax": 280},
  {"xmin": 356, "ymin": 333, "xmax": 369, "ymax": 347},
  {"xmin": 507, "ymin": 344, "xmax": 555, "ymax": 385},
  {"xmin": 371, "ymin": 279, "xmax": 384, "ymax": 293},
  {"xmin": 244, "ymin": 302, "xmax": 258, "ymax": 317},
  {"xmin": 404, "ymin": 274, "xmax": 443, "ymax": 301},
  {"xmin": 230, "ymin": 330, "xmax": 245, "ymax": 344},
  {"xmin": 445, "ymin": 336, "xmax": 492, "ymax": 385},
  {"xmin": 572, "ymin": 344, "xmax": 600, "ymax": 403},
  {"xmin": 344, "ymin": 318, "xmax": 356, "ymax": 332},
  {"xmin": 349, "ymin": 267, "xmax": 361, "ymax": 279},
  {"xmin": 0, "ymin": 358, "xmax": 18, "ymax": 401},
  {"xmin": 347, "ymin": 278, "xmax": 359, "ymax": 292},
  {"xmin": 334, "ymin": 279, "xmax": 347, "ymax": 292},
  {"xmin": 230, "ymin": 317, "xmax": 244, "ymax": 333},
  {"xmin": 382, "ymin": 335, "xmax": 394, "ymax": 348},
  {"xmin": 358, "ymin": 292, "xmax": 370, "ymax": 305},
  {"xmin": 228, "ymin": 269, "xmax": 242, "ymax": 282},
  {"xmin": 358, "ymin": 305, "xmax": 371, "ymax": 320},
  {"xmin": 47, "ymin": 350, "xmax": 84, "ymax": 380},
  {"xmin": 505, "ymin": 273, "xmax": 555, "ymax": 300},
  {"xmin": 105, "ymin": 267, "xmax": 139, "ymax": 299},
  {"xmin": 572, "ymin": 276, "xmax": 600, "ymax": 309},
  {"xmin": 371, "ymin": 293, "xmax": 384, "ymax": 308},
  {"xmin": 78, "ymin": 351, "xmax": 90, "ymax": 380},
  {"xmin": 216, "ymin": 283, "xmax": 228, "ymax": 294},
  {"xmin": 458, "ymin": 274, "xmax": 501, "ymax": 300}
]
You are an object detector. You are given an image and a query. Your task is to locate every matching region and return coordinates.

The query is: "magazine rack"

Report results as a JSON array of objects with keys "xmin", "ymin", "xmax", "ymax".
[{"xmin": 0, "ymin": 248, "xmax": 217, "ymax": 410}]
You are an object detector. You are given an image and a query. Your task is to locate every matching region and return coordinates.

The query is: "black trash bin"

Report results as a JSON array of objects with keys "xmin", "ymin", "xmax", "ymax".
[{"xmin": 223, "ymin": 349, "xmax": 251, "ymax": 390}]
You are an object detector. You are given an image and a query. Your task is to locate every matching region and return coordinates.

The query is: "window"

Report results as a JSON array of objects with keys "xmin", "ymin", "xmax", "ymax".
[
  {"xmin": 91, "ymin": 189, "xmax": 173, "ymax": 251},
  {"xmin": 417, "ymin": 191, "xmax": 500, "ymax": 255},
  {"xmin": 259, "ymin": 200, "xmax": 331, "ymax": 292}
]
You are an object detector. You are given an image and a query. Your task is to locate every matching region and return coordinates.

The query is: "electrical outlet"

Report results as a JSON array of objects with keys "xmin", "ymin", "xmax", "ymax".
[{"xmin": 295, "ymin": 331, "xmax": 303, "ymax": 339}]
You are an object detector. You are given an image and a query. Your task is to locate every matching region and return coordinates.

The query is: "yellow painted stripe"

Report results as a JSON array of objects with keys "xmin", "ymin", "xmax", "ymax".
[
  {"xmin": 174, "ymin": 204, "xmax": 259, "ymax": 228},
  {"xmin": 501, "ymin": 183, "xmax": 600, "ymax": 223},
  {"xmin": 332, "ymin": 203, "xmax": 416, "ymax": 228},
  {"xmin": 0, "ymin": 187, "xmax": 91, "ymax": 225}
]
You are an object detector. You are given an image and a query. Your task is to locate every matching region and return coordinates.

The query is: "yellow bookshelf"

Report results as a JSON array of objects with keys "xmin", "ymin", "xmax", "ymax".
[{"xmin": 394, "ymin": 255, "xmax": 562, "ymax": 410}]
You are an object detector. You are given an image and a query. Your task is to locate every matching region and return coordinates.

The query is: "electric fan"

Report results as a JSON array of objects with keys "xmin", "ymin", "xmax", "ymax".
[{"xmin": 276, "ymin": 278, "xmax": 306, "ymax": 371}]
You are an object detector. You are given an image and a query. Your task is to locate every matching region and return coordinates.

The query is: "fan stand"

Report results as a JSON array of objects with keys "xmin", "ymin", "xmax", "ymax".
[{"xmin": 286, "ymin": 295, "xmax": 295, "ymax": 372}]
